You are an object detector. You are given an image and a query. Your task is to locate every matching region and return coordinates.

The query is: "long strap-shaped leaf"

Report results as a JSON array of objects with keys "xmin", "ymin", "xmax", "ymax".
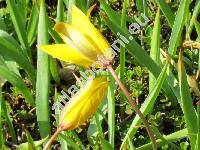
[
  {"xmin": 27, "ymin": 1, "xmax": 39, "ymax": 46},
  {"xmin": 0, "ymin": 87, "xmax": 5, "ymax": 148},
  {"xmin": 137, "ymin": 129, "xmax": 188, "ymax": 150},
  {"xmin": 6, "ymin": 0, "xmax": 30, "ymax": 58},
  {"xmin": 178, "ymin": 51, "xmax": 197, "ymax": 148},
  {"xmin": 168, "ymin": 0, "xmax": 190, "ymax": 56},
  {"xmin": 154, "ymin": 0, "xmax": 175, "ymax": 27},
  {"xmin": 0, "ymin": 65, "xmax": 34, "ymax": 105},
  {"xmin": 36, "ymin": 0, "xmax": 51, "ymax": 138},
  {"xmin": 149, "ymin": 8, "xmax": 161, "ymax": 92},
  {"xmin": 0, "ymin": 93, "xmax": 18, "ymax": 144},
  {"xmin": 188, "ymin": 1, "xmax": 200, "ymax": 37},
  {"xmin": 0, "ymin": 30, "xmax": 36, "ymax": 85}
]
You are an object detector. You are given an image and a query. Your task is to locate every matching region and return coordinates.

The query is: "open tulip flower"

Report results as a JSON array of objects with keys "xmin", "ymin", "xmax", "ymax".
[
  {"xmin": 40, "ymin": 5, "xmax": 113, "ymax": 68},
  {"xmin": 43, "ymin": 5, "xmax": 156, "ymax": 150}
]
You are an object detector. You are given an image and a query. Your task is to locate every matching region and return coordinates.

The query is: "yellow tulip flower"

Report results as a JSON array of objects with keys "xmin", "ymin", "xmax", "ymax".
[
  {"xmin": 59, "ymin": 76, "xmax": 108, "ymax": 130},
  {"xmin": 39, "ymin": 5, "xmax": 112, "ymax": 67}
]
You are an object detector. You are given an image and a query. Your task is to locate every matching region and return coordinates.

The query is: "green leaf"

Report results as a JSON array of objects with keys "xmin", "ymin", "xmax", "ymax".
[
  {"xmin": 195, "ymin": 102, "xmax": 200, "ymax": 150},
  {"xmin": 149, "ymin": 8, "xmax": 161, "ymax": 92},
  {"xmin": 194, "ymin": 20, "xmax": 200, "ymax": 40},
  {"xmin": 119, "ymin": 0, "xmax": 127, "ymax": 116},
  {"xmin": 1, "ymin": 95, "xmax": 17, "ymax": 143},
  {"xmin": 16, "ymin": 0, "xmax": 26, "ymax": 26},
  {"xmin": 56, "ymin": 0, "xmax": 64, "ymax": 22},
  {"xmin": 0, "ymin": 30, "xmax": 36, "ymax": 85},
  {"xmin": 36, "ymin": 0, "xmax": 51, "ymax": 138},
  {"xmin": 128, "ymin": 136, "xmax": 136, "ymax": 150},
  {"xmin": 151, "ymin": 126, "xmax": 179, "ymax": 149},
  {"xmin": 188, "ymin": 1, "xmax": 200, "ymax": 36},
  {"xmin": 136, "ymin": 129, "xmax": 188, "ymax": 150},
  {"xmin": 0, "ymin": 17, "xmax": 6, "ymax": 31},
  {"xmin": 121, "ymin": 61, "xmax": 169, "ymax": 149},
  {"xmin": 178, "ymin": 51, "xmax": 198, "ymax": 147},
  {"xmin": 59, "ymin": 134, "xmax": 81, "ymax": 150},
  {"xmin": 75, "ymin": 0, "xmax": 87, "ymax": 13},
  {"xmin": 101, "ymin": 137, "xmax": 114, "ymax": 150},
  {"xmin": 154, "ymin": 0, "xmax": 175, "ymax": 27},
  {"xmin": 27, "ymin": 1, "xmax": 39, "ymax": 46},
  {"xmin": 0, "ymin": 88, "xmax": 5, "ymax": 148},
  {"xmin": 107, "ymin": 75, "xmax": 115, "ymax": 147},
  {"xmin": 17, "ymin": 136, "xmax": 48, "ymax": 150},
  {"xmin": 168, "ymin": 0, "xmax": 190, "ymax": 56},
  {"xmin": 99, "ymin": 0, "xmax": 136, "ymax": 25},
  {"xmin": 136, "ymin": 0, "xmax": 148, "ymax": 16},
  {"xmin": 0, "ymin": 65, "xmax": 34, "ymax": 105},
  {"xmin": 26, "ymin": 130, "xmax": 37, "ymax": 150},
  {"xmin": 6, "ymin": 0, "xmax": 30, "ymax": 57}
]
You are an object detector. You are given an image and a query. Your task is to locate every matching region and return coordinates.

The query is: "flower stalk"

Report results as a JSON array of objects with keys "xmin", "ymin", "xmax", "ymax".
[
  {"xmin": 107, "ymin": 65, "xmax": 157, "ymax": 150},
  {"xmin": 43, "ymin": 128, "xmax": 62, "ymax": 150}
]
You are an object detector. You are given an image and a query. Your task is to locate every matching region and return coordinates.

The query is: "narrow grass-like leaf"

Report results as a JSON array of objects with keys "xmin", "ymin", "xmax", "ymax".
[
  {"xmin": 1, "ymin": 95, "xmax": 17, "ymax": 143},
  {"xmin": 149, "ymin": 8, "xmax": 161, "ymax": 92},
  {"xmin": 50, "ymin": 59, "xmax": 60, "ymax": 83},
  {"xmin": 0, "ymin": 30, "xmax": 36, "ymax": 85},
  {"xmin": 49, "ymin": 26, "xmax": 64, "ymax": 44},
  {"xmin": 107, "ymin": 75, "xmax": 115, "ymax": 147},
  {"xmin": 178, "ymin": 51, "xmax": 197, "ymax": 147},
  {"xmin": 76, "ymin": 0, "xmax": 87, "ymax": 13},
  {"xmin": 47, "ymin": 54, "xmax": 59, "ymax": 84},
  {"xmin": 136, "ymin": 0, "xmax": 148, "ymax": 16},
  {"xmin": 0, "ymin": 16, "xmax": 6, "ymax": 30},
  {"xmin": 168, "ymin": 0, "xmax": 189, "ymax": 56},
  {"xmin": 16, "ymin": 0, "xmax": 26, "ymax": 26},
  {"xmin": 56, "ymin": 0, "xmax": 64, "ymax": 22},
  {"xmin": 99, "ymin": 0, "xmax": 135, "ymax": 25},
  {"xmin": 27, "ymin": 1, "xmax": 39, "ymax": 46},
  {"xmin": 36, "ymin": 0, "xmax": 50, "ymax": 138},
  {"xmin": 121, "ymin": 61, "xmax": 168, "ymax": 149},
  {"xmin": 195, "ymin": 102, "xmax": 200, "ymax": 150},
  {"xmin": 101, "ymin": 137, "xmax": 114, "ymax": 150},
  {"xmin": 105, "ymin": 16, "xmax": 177, "ymax": 101},
  {"xmin": 0, "ymin": 87, "xmax": 5, "ymax": 148},
  {"xmin": 154, "ymin": 0, "xmax": 174, "ymax": 27},
  {"xmin": 26, "ymin": 130, "xmax": 37, "ymax": 150},
  {"xmin": 95, "ymin": 113, "xmax": 104, "ymax": 139},
  {"xmin": 188, "ymin": 1, "xmax": 200, "ymax": 36},
  {"xmin": 0, "ymin": 65, "xmax": 34, "ymax": 105},
  {"xmin": 136, "ymin": 129, "xmax": 187, "ymax": 150},
  {"xmin": 128, "ymin": 136, "xmax": 136, "ymax": 150},
  {"xmin": 151, "ymin": 126, "xmax": 179, "ymax": 149},
  {"xmin": 48, "ymin": 0, "xmax": 64, "ymax": 84},
  {"xmin": 194, "ymin": 20, "xmax": 200, "ymax": 40},
  {"xmin": 18, "ymin": 136, "xmax": 48, "ymax": 150},
  {"xmin": 59, "ymin": 134, "xmax": 81, "ymax": 150},
  {"xmin": 6, "ymin": 0, "xmax": 30, "ymax": 57},
  {"xmin": 119, "ymin": 0, "xmax": 127, "ymax": 117}
]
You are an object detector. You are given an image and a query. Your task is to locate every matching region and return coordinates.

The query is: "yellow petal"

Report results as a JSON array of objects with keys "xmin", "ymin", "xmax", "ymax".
[
  {"xmin": 39, "ymin": 44, "xmax": 94, "ymax": 67},
  {"xmin": 59, "ymin": 76, "xmax": 108, "ymax": 130},
  {"xmin": 54, "ymin": 23, "xmax": 101, "ymax": 60},
  {"xmin": 71, "ymin": 5, "xmax": 111, "ymax": 54}
]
